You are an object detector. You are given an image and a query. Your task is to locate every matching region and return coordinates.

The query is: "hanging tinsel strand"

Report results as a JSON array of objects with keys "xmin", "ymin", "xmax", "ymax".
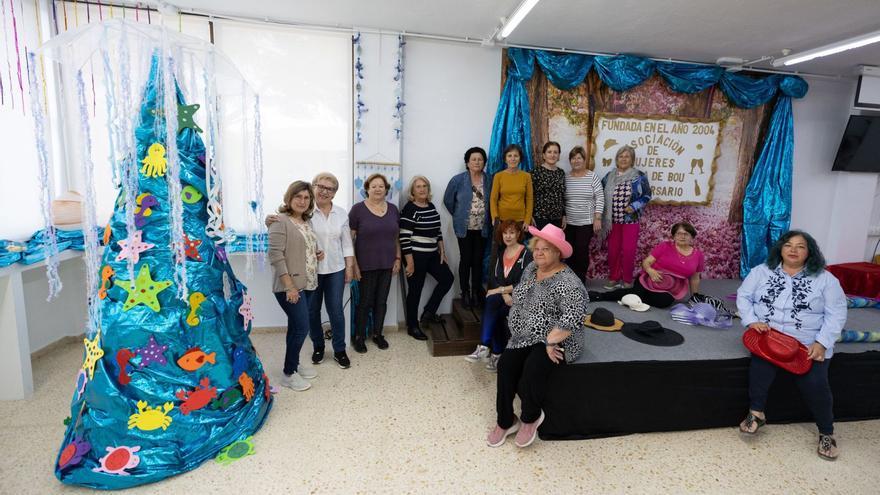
[{"xmin": 27, "ymin": 51, "xmax": 61, "ymax": 299}]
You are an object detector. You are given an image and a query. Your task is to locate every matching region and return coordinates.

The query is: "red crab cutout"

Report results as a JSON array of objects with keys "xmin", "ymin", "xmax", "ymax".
[
  {"xmin": 176, "ymin": 377, "xmax": 218, "ymax": 415},
  {"xmin": 92, "ymin": 445, "xmax": 140, "ymax": 476}
]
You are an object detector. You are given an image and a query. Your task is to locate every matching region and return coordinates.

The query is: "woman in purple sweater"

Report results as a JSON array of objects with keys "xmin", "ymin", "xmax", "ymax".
[{"xmin": 349, "ymin": 173, "xmax": 402, "ymax": 354}]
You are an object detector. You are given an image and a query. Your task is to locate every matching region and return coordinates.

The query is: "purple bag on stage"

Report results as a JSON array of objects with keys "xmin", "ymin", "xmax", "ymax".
[{"xmin": 670, "ymin": 302, "xmax": 733, "ymax": 329}]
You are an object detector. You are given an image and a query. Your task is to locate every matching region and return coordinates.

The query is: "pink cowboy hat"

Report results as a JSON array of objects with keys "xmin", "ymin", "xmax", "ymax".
[
  {"xmin": 527, "ymin": 224, "xmax": 573, "ymax": 259},
  {"xmin": 639, "ymin": 270, "xmax": 689, "ymax": 300}
]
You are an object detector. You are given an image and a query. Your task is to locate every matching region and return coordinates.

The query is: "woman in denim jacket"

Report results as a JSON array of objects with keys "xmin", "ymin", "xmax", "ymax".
[
  {"xmin": 443, "ymin": 147, "xmax": 491, "ymax": 309},
  {"xmin": 599, "ymin": 145, "xmax": 651, "ymax": 290}
]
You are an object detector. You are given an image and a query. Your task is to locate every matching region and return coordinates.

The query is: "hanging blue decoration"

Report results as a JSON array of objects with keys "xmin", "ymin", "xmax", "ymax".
[
  {"xmin": 393, "ymin": 34, "xmax": 406, "ymax": 140},
  {"xmin": 353, "ymin": 32, "xmax": 367, "ymax": 144}
]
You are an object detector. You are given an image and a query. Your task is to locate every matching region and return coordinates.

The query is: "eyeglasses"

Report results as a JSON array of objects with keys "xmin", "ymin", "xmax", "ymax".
[{"xmin": 314, "ymin": 184, "xmax": 338, "ymax": 193}]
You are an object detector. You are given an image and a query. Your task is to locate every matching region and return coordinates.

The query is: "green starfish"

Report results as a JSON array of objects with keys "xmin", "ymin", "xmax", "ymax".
[
  {"xmin": 114, "ymin": 264, "xmax": 172, "ymax": 312},
  {"xmin": 178, "ymin": 103, "xmax": 203, "ymax": 133}
]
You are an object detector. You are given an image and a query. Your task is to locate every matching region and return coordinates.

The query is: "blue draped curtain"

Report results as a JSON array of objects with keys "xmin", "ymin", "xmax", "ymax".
[{"xmin": 487, "ymin": 47, "xmax": 808, "ymax": 278}]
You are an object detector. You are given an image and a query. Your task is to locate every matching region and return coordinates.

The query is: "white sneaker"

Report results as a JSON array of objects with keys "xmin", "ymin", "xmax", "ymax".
[
  {"xmin": 280, "ymin": 372, "xmax": 311, "ymax": 391},
  {"xmin": 297, "ymin": 364, "xmax": 317, "ymax": 379},
  {"xmin": 602, "ymin": 280, "xmax": 620, "ymax": 290},
  {"xmin": 464, "ymin": 344, "xmax": 490, "ymax": 363},
  {"xmin": 485, "ymin": 353, "xmax": 501, "ymax": 372}
]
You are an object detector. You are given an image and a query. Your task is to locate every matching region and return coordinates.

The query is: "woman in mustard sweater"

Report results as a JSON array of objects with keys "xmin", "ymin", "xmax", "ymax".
[{"xmin": 490, "ymin": 144, "xmax": 534, "ymax": 227}]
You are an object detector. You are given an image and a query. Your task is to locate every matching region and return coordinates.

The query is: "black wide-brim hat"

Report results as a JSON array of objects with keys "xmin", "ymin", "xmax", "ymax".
[{"xmin": 621, "ymin": 320, "xmax": 684, "ymax": 347}]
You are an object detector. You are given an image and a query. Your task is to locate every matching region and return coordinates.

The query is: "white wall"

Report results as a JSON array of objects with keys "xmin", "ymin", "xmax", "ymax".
[
  {"xmin": 790, "ymin": 77, "xmax": 877, "ymax": 264},
  {"xmin": 401, "ymin": 38, "xmax": 501, "ymax": 317}
]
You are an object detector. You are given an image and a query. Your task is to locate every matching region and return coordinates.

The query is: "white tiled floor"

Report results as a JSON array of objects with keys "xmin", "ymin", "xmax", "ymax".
[{"xmin": 2, "ymin": 330, "xmax": 879, "ymax": 494}]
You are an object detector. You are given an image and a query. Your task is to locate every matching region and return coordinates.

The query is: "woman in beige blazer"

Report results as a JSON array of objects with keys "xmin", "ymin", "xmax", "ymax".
[{"xmin": 268, "ymin": 181, "xmax": 322, "ymax": 392}]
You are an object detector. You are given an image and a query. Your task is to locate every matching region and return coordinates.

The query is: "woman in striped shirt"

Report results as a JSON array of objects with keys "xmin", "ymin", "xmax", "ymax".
[
  {"xmin": 400, "ymin": 176, "xmax": 454, "ymax": 340},
  {"xmin": 564, "ymin": 146, "xmax": 604, "ymax": 284}
]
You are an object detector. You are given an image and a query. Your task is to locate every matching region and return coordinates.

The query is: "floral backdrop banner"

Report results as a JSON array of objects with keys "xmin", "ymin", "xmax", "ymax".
[
  {"xmin": 591, "ymin": 113, "xmax": 723, "ymax": 205},
  {"xmin": 537, "ymin": 72, "xmax": 775, "ymax": 279}
]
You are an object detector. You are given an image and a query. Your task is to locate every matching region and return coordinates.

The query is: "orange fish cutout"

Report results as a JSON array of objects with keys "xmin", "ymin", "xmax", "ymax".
[
  {"xmin": 239, "ymin": 372, "xmax": 254, "ymax": 401},
  {"xmin": 98, "ymin": 266, "xmax": 115, "ymax": 300},
  {"xmin": 103, "ymin": 223, "xmax": 112, "ymax": 245},
  {"xmin": 176, "ymin": 347, "xmax": 216, "ymax": 372}
]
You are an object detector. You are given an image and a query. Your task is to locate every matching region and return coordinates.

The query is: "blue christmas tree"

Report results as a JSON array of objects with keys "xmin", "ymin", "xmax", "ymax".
[{"xmin": 54, "ymin": 56, "xmax": 272, "ymax": 490}]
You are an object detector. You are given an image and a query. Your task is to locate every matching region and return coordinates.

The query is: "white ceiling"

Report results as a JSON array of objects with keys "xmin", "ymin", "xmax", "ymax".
[{"xmin": 169, "ymin": 0, "xmax": 880, "ymax": 77}]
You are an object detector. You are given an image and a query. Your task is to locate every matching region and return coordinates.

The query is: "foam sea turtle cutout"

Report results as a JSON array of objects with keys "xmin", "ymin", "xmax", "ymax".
[
  {"xmin": 214, "ymin": 436, "xmax": 254, "ymax": 466},
  {"xmin": 92, "ymin": 445, "xmax": 141, "ymax": 475}
]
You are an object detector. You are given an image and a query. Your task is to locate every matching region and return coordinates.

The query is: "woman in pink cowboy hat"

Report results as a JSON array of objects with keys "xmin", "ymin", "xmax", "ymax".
[
  {"xmin": 589, "ymin": 222, "xmax": 704, "ymax": 309},
  {"xmin": 487, "ymin": 223, "xmax": 588, "ymax": 449}
]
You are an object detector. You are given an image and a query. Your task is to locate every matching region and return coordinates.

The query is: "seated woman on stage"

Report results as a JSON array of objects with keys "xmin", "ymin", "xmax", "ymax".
[
  {"xmin": 487, "ymin": 224, "xmax": 587, "ymax": 449},
  {"xmin": 590, "ymin": 222, "xmax": 704, "ymax": 308},
  {"xmin": 736, "ymin": 230, "xmax": 846, "ymax": 460},
  {"xmin": 465, "ymin": 220, "xmax": 532, "ymax": 372}
]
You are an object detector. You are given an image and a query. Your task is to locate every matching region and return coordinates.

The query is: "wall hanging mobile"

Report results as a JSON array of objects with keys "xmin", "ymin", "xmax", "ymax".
[{"xmin": 29, "ymin": 17, "xmax": 271, "ymax": 490}]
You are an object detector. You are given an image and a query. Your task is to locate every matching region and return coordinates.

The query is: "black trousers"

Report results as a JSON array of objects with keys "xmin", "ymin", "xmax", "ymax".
[
  {"xmin": 456, "ymin": 230, "xmax": 486, "ymax": 296},
  {"xmin": 590, "ymin": 279, "xmax": 675, "ymax": 308},
  {"xmin": 496, "ymin": 343, "xmax": 563, "ymax": 429},
  {"xmin": 405, "ymin": 251, "xmax": 454, "ymax": 328},
  {"xmin": 355, "ymin": 269, "xmax": 392, "ymax": 339},
  {"xmin": 564, "ymin": 224, "xmax": 595, "ymax": 283},
  {"xmin": 749, "ymin": 355, "xmax": 834, "ymax": 434}
]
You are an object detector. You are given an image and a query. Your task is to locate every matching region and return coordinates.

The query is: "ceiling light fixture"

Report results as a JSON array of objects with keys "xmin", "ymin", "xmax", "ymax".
[
  {"xmin": 497, "ymin": 0, "xmax": 541, "ymax": 40},
  {"xmin": 772, "ymin": 29, "xmax": 880, "ymax": 67}
]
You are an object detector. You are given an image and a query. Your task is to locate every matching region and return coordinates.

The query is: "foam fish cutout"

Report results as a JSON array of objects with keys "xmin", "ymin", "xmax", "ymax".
[{"xmin": 177, "ymin": 347, "xmax": 216, "ymax": 372}]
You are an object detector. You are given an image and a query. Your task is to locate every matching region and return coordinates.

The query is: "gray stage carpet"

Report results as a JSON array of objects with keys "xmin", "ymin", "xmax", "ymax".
[{"xmin": 576, "ymin": 279, "xmax": 880, "ymax": 364}]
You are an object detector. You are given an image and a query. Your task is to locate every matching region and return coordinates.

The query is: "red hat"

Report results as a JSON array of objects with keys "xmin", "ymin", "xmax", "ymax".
[
  {"xmin": 639, "ymin": 270, "xmax": 689, "ymax": 300},
  {"xmin": 742, "ymin": 327, "xmax": 812, "ymax": 375}
]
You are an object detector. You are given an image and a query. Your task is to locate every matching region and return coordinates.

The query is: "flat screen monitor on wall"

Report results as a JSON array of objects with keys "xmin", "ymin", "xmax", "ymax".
[{"xmin": 832, "ymin": 115, "xmax": 880, "ymax": 172}]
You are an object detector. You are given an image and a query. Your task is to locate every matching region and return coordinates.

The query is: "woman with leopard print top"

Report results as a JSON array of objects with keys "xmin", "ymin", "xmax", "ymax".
[{"xmin": 486, "ymin": 224, "xmax": 587, "ymax": 450}]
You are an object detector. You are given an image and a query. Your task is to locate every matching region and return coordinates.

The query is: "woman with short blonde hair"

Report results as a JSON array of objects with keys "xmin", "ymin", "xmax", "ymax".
[{"xmin": 400, "ymin": 175, "xmax": 453, "ymax": 339}]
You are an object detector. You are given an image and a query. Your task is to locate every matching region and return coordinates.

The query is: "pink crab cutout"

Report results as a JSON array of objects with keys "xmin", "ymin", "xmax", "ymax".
[
  {"xmin": 92, "ymin": 445, "xmax": 141, "ymax": 476},
  {"xmin": 238, "ymin": 293, "xmax": 254, "ymax": 331}
]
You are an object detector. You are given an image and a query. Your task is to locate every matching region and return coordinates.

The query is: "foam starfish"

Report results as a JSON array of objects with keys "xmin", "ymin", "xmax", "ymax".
[
  {"xmin": 115, "ymin": 230, "xmax": 155, "ymax": 264},
  {"xmin": 178, "ymin": 103, "xmax": 203, "ymax": 133},
  {"xmin": 82, "ymin": 331, "xmax": 105, "ymax": 380},
  {"xmin": 114, "ymin": 264, "xmax": 172, "ymax": 312},
  {"xmin": 183, "ymin": 233, "xmax": 202, "ymax": 261}
]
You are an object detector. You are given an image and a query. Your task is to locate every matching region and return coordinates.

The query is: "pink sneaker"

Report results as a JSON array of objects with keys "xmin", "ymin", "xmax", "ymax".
[
  {"xmin": 486, "ymin": 417, "xmax": 520, "ymax": 447},
  {"xmin": 514, "ymin": 410, "xmax": 545, "ymax": 448}
]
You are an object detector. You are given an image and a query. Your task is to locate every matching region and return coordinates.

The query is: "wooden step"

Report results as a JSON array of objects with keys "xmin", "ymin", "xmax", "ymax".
[
  {"xmin": 451, "ymin": 298, "xmax": 482, "ymax": 340},
  {"xmin": 425, "ymin": 314, "xmax": 481, "ymax": 357}
]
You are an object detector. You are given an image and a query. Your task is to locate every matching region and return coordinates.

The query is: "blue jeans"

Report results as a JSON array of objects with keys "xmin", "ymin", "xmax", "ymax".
[
  {"xmin": 308, "ymin": 269, "xmax": 347, "ymax": 353},
  {"xmin": 481, "ymin": 293, "xmax": 510, "ymax": 354},
  {"xmin": 274, "ymin": 290, "xmax": 313, "ymax": 376}
]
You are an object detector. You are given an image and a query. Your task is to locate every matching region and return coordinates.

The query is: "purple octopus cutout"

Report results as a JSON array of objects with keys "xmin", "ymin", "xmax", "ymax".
[{"xmin": 134, "ymin": 335, "xmax": 169, "ymax": 368}]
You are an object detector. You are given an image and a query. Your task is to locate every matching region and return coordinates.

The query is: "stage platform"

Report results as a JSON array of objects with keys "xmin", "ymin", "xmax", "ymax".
[{"xmin": 539, "ymin": 279, "xmax": 880, "ymax": 440}]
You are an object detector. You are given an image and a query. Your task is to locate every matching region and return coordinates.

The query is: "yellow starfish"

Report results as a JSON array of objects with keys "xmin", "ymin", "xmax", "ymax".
[
  {"xmin": 82, "ymin": 331, "xmax": 104, "ymax": 380},
  {"xmin": 114, "ymin": 264, "xmax": 173, "ymax": 312}
]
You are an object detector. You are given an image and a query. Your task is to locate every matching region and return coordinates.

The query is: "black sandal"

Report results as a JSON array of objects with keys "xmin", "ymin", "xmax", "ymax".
[{"xmin": 739, "ymin": 412, "xmax": 766, "ymax": 434}]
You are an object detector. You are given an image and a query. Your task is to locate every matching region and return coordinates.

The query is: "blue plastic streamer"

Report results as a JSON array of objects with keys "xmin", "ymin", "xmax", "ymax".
[{"xmin": 740, "ymin": 96, "xmax": 794, "ymax": 277}]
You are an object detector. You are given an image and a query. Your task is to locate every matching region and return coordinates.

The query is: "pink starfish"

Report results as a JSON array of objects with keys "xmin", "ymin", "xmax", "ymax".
[
  {"xmin": 116, "ymin": 230, "xmax": 155, "ymax": 264},
  {"xmin": 239, "ymin": 292, "xmax": 254, "ymax": 331}
]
